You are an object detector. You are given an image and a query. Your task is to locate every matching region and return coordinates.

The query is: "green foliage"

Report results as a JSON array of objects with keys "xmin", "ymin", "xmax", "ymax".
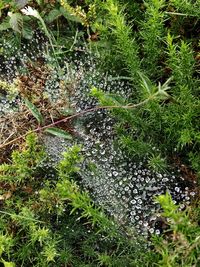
[
  {"xmin": 140, "ymin": 0, "xmax": 166, "ymax": 77},
  {"xmin": 0, "ymin": 134, "xmax": 58, "ymax": 265},
  {"xmin": 0, "ymin": 0, "xmax": 200, "ymax": 265},
  {"xmin": 24, "ymin": 98, "xmax": 44, "ymax": 124},
  {"xmin": 89, "ymin": 22, "xmax": 199, "ymax": 173},
  {"xmin": 58, "ymin": 145, "xmax": 83, "ymax": 176},
  {"xmin": 0, "ymin": 2, "xmax": 34, "ymax": 40},
  {"xmin": 166, "ymin": 33, "xmax": 196, "ymax": 89},
  {"xmin": 0, "ymin": 135, "xmax": 151, "ymax": 266},
  {"xmin": 103, "ymin": 0, "xmax": 141, "ymax": 83},
  {"xmin": 8, "ymin": 12, "xmax": 23, "ymax": 33},
  {"xmin": 153, "ymin": 192, "xmax": 200, "ymax": 267},
  {"xmin": 0, "ymin": 233, "xmax": 15, "ymax": 266},
  {"xmin": 44, "ymin": 127, "xmax": 73, "ymax": 139},
  {"xmin": 189, "ymin": 152, "xmax": 200, "ymax": 177},
  {"xmin": 169, "ymin": 0, "xmax": 200, "ymax": 17},
  {"xmin": 0, "ymin": 133, "xmax": 45, "ymax": 183},
  {"xmin": 147, "ymin": 154, "xmax": 167, "ymax": 172},
  {"xmin": 57, "ymin": 147, "xmax": 118, "ymax": 236},
  {"xmin": 91, "ymin": 76, "xmax": 175, "ymax": 165},
  {"xmin": 84, "ymin": 1, "xmax": 199, "ymax": 177}
]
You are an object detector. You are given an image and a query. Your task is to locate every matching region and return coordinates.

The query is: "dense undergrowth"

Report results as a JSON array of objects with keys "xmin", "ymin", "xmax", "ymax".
[{"xmin": 0, "ymin": 0, "xmax": 200, "ymax": 266}]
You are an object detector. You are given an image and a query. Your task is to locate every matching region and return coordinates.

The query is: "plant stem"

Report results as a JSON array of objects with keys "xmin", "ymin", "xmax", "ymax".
[{"xmin": 0, "ymin": 99, "xmax": 149, "ymax": 149}]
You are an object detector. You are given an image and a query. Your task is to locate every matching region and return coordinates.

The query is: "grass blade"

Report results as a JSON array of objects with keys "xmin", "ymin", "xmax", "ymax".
[
  {"xmin": 24, "ymin": 98, "xmax": 43, "ymax": 124},
  {"xmin": 45, "ymin": 127, "xmax": 73, "ymax": 139}
]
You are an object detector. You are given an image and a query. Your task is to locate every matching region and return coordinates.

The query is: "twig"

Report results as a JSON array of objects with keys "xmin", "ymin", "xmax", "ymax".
[
  {"xmin": 0, "ymin": 100, "xmax": 148, "ymax": 149},
  {"xmin": 165, "ymin": 11, "xmax": 194, "ymax": 17}
]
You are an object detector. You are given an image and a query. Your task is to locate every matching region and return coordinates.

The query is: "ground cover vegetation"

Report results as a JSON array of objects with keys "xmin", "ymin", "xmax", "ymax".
[{"xmin": 0, "ymin": 0, "xmax": 200, "ymax": 266}]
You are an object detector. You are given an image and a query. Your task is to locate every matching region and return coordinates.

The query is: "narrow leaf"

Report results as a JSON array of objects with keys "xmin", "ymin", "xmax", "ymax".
[
  {"xmin": 22, "ymin": 20, "xmax": 34, "ymax": 39},
  {"xmin": 45, "ymin": 9, "xmax": 62, "ymax": 23},
  {"xmin": 24, "ymin": 98, "xmax": 43, "ymax": 124},
  {"xmin": 8, "ymin": 12, "xmax": 23, "ymax": 33},
  {"xmin": 45, "ymin": 127, "xmax": 73, "ymax": 139},
  {"xmin": 138, "ymin": 71, "xmax": 152, "ymax": 95},
  {"xmin": 0, "ymin": 19, "xmax": 11, "ymax": 31}
]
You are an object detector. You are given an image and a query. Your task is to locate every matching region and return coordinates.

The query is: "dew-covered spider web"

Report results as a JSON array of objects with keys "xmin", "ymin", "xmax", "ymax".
[{"xmin": 0, "ymin": 33, "xmax": 197, "ymax": 238}]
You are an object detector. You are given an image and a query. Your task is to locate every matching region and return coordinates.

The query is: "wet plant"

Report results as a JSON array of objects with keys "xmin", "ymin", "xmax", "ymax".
[
  {"xmin": 0, "ymin": 0, "xmax": 200, "ymax": 266},
  {"xmin": 0, "ymin": 134, "xmax": 153, "ymax": 266},
  {"xmin": 153, "ymin": 192, "xmax": 200, "ymax": 267}
]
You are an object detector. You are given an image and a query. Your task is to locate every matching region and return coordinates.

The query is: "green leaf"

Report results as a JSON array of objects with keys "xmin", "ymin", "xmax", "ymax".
[
  {"xmin": 24, "ymin": 98, "xmax": 43, "ymax": 124},
  {"xmin": 2, "ymin": 260, "xmax": 16, "ymax": 267},
  {"xmin": 8, "ymin": 12, "xmax": 23, "ymax": 33},
  {"xmin": 60, "ymin": 7, "xmax": 82, "ymax": 23},
  {"xmin": 0, "ymin": 18, "xmax": 11, "ymax": 31},
  {"xmin": 138, "ymin": 71, "xmax": 155, "ymax": 97},
  {"xmin": 45, "ymin": 9, "xmax": 62, "ymax": 23},
  {"xmin": 45, "ymin": 127, "xmax": 73, "ymax": 139},
  {"xmin": 22, "ymin": 22, "xmax": 34, "ymax": 40}
]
